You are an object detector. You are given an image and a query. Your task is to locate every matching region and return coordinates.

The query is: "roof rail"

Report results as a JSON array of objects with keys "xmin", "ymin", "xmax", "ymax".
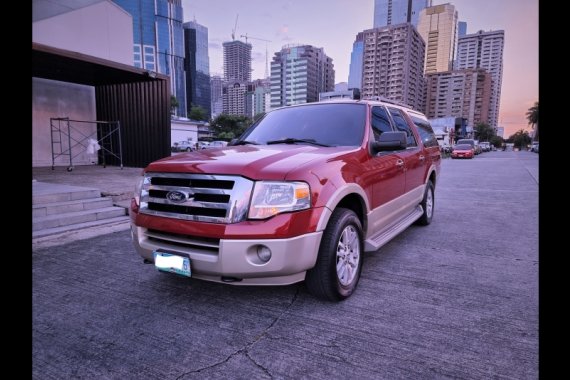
[{"xmin": 362, "ymin": 96, "xmax": 412, "ymax": 108}]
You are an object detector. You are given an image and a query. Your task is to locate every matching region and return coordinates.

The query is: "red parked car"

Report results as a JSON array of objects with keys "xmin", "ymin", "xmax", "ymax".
[{"xmin": 451, "ymin": 144, "xmax": 474, "ymax": 159}]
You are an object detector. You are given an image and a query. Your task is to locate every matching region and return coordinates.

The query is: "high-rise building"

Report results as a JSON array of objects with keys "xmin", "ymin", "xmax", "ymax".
[
  {"xmin": 223, "ymin": 82, "xmax": 248, "ymax": 116},
  {"xmin": 270, "ymin": 44, "xmax": 335, "ymax": 109},
  {"xmin": 222, "ymin": 40, "xmax": 252, "ymax": 116},
  {"xmin": 360, "ymin": 23, "xmax": 426, "ymax": 112},
  {"xmin": 457, "ymin": 21, "xmax": 467, "ymax": 37},
  {"xmin": 210, "ymin": 75, "xmax": 223, "ymax": 118},
  {"xmin": 223, "ymin": 40, "xmax": 252, "ymax": 82},
  {"xmin": 373, "ymin": 0, "xmax": 432, "ymax": 28},
  {"xmin": 243, "ymin": 79, "xmax": 271, "ymax": 118},
  {"xmin": 417, "ymin": 4, "xmax": 458, "ymax": 74},
  {"xmin": 113, "ymin": 0, "xmax": 187, "ymax": 117},
  {"xmin": 183, "ymin": 21, "xmax": 211, "ymax": 120},
  {"xmin": 251, "ymin": 79, "xmax": 271, "ymax": 117},
  {"xmin": 425, "ymin": 69, "xmax": 492, "ymax": 131},
  {"xmin": 455, "ymin": 30, "xmax": 504, "ymax": 129},
  {"xmin": 348, "ymin": 32, "xmax": 364, "ymax": 90}
]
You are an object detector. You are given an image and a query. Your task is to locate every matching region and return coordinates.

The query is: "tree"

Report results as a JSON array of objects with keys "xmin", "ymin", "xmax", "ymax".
[
  {"xmin": 188, "ymin": 105, "xmax": 208, "ymax": 121},
  {"xmin": 170, "ymin": 95, "xmax": 179, "ymax": 115},
  {"xmin": 474, "ymin": 122, "xmax": 495, "ymax": 142},
  {"xmin": 253, "ymin": 112, "xmax": 266, "ymax": 122},
  {"xmin": 526, "ymin": 101, "xmax": 538, "ymax": 141},
  {"xmin": 509, "ymin": 129, "xmax": 531, "ymax": 150},
  {"xmin": 210, "ymin": 114, "xmax": 252, "ymax": 140},
  {"xmin": 490, "ymin": 135, "xmax": 504, "ymax": 148}
]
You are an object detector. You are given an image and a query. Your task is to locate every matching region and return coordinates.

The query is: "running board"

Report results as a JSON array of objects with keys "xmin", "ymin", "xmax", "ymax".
[{"xmin": 364, "ymin": 205, "xmax": 424, "ymax": 252}]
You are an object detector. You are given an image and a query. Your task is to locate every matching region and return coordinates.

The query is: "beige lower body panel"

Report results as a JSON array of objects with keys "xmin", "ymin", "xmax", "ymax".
[
  {"xmin": 132, "ymin": 226, "xmax": 323, "ymax": 286},
  {"xmin": 365, "ymin": 185, "xmax": 425, "ymax": 241}
]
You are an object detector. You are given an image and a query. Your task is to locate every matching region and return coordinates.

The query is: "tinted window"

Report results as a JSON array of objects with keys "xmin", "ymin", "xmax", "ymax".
[
  {"xmin": 457, "ymin": 139, "xmax": 475, "ymax": 147},
  {"xmin": 371, "ymin": 106, "xmax": 393, "ymax": 141},
  {"xmin": 387, "ymin": 107, "xmax": 417, "ymax": 147},
  {"xmin": 410, "ymin": 115, "xmax": 439, "ymax": 148},
  {"xmin": 240, "ymin": 103, "xmax": 366, "ymax": 147}
]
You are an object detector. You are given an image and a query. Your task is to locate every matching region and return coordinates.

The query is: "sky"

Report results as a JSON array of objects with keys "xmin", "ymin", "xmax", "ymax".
[{"xmin": 181, "ymin": 0, "xmax": 538, "ymax": 137}]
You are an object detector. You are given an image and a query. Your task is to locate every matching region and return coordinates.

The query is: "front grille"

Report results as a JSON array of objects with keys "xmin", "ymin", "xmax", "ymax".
[
  {"xmin": 139, "ymin": 173, "xmax": 253, "ymax": 224},
  {"xmin": 145, "ymin": 229, "xmax": 220, "ymax": 255}
]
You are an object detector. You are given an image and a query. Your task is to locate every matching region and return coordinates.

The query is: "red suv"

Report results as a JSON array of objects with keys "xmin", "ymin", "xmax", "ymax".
[{"xmin": 130, "ymin": 99, "xmax": 441, "ymax": 301}]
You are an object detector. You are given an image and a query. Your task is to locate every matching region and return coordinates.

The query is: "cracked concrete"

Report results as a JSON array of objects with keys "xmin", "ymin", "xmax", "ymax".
[{"xmin": 176, "ymin": 287, "xmax": 300, "ymax": 379}]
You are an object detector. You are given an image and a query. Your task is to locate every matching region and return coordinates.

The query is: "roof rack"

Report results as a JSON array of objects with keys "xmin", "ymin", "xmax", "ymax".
[{"xmin": 362, "ymin": 96, "xmax": 412, "ymax": 108}]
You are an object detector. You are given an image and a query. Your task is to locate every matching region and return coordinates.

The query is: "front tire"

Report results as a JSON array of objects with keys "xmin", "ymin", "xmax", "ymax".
[
  {"xmin": 306, "ymin": 208, "xmax": 363, "ymax": 301},
  {"xmin": 416, "ymin": 180, "xmax": 434, "ymax": 226}
]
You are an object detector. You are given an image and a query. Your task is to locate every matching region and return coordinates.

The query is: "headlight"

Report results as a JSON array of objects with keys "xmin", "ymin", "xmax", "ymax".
[
  {"xmin": 248, "ymin": 181, "xmax": 311, "ymax": 219},
  {"xmin": 134, "ymin": 175, "xmax": 145, "ymax": 206}
]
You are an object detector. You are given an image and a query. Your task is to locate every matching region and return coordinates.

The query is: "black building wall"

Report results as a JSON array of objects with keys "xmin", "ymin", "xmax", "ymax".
[{"xmin": 96, "ymin": 80, "xmax": 171, "ymax": 167}]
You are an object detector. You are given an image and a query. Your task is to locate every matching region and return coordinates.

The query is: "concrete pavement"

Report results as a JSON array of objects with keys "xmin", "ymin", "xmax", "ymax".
[{"xmin": 32, "ymin": 150, "xmax": 538, "ymax": 379}]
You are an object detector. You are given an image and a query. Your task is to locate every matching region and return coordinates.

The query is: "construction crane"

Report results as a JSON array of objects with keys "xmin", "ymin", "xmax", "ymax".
[
  {"xmin": 231, "ymin": 14, "xmax": 239, "ymax": 40},
  {"xmin": 240, "ymin": 34, "xmax": 272, "ymax": 78}
]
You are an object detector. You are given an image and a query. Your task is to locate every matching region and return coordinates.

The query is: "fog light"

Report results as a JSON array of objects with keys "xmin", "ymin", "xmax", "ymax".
[{"xmin": 256, "ymin": 245, "xmax": 272, "ymax": 263}]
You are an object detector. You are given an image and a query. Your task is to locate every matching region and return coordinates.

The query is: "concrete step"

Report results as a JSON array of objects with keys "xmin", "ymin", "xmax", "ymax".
[
  {"xmin": 32, "ymin": 207, "xmax": 127, "ymax": 231},
  {"xmin": 32, "ymin": 182, "xmax": 100, "ymax": 205},
  {"xmin": 32, "ymin": 197, "xmax": 114, "ymax": 218},
  {"xmin": 32, "ymin": 216, "xmax": 130, "ymax": 239}
]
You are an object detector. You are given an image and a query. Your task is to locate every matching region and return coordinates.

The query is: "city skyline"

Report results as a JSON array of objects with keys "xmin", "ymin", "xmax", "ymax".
[{"xmin": 181, "ymin": 0, "xmax": 538, "ymax": 136}]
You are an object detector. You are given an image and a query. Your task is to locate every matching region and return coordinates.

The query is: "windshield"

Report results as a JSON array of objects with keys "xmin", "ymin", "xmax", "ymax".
[
  {"xmin": 454, "ymin": 144, "xmax": 472, "ymax": 150},
  {"xmin": 239, "ymin": 103, "xmax": 366, "ymax": 147}
]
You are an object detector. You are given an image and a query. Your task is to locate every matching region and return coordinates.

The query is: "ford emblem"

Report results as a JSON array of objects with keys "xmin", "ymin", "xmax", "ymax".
[{"xmin": 166, "ymin": 191, "xmax": 187, "ymax": 203}]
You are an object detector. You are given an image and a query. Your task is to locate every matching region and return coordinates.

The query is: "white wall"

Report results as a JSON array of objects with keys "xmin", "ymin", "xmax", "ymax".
[
  {"xmin": 171, "ymin": 121, "xmax": 199, "ymax": 147},
  {"xmin": 32, "ymin": 1, "xmax": 133, "ymax": 65},
  {"xmin": 33, "ymin": 78, "xmax": 97, "ymax": 167}
]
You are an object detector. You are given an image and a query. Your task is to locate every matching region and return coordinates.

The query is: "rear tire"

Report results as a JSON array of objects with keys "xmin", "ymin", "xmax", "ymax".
[
  {"xmin": 306, "ymin": 208, "xmax": 363, "ymax": 301},
  {"xmin": 416, "ymin": 180, "xmax": 434, "ymax": 226}
]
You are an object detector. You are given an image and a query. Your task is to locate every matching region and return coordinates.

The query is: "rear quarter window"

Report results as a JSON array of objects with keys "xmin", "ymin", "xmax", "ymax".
[{"xmin": 409, "ymin": 115, "xmax": 439, "ymax": 148}]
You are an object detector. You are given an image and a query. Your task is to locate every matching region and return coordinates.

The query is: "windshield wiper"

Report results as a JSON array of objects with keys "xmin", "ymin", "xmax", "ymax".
[
  {"xmin": 266, "ymin": 138, "xmax": 331, "ymax": 147},
  {"xmin": 232, "ymin": 140, "xmax": 259, "ymax": 146}
]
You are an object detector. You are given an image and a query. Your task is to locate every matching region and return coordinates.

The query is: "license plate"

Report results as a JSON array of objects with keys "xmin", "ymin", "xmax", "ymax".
[{"xmin": 153, "ymin": 251, "xmax": 191, "ymax": 277}]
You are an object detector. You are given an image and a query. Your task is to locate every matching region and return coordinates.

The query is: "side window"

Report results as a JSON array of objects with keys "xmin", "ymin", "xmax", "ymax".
[
  {"xmin": 387, "ymin": 107, "xmax": 417, "ymax": 147},
  {"xmin": 371, "ymin": 106, "xmax": 393, "ymax": 141},
  {"xmin": 411, "ymin": 116, "xmax": 439, "ymax": 148}
]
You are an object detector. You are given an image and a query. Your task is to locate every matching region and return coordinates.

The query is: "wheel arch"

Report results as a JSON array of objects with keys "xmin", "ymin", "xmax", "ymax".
[
  {"xmin": 426, "ymin": 164, "xmax": 438, "ymax": 188},
  {"xmin": 316, "ymin": 184, "xmax": 369, "ymax": 234}
]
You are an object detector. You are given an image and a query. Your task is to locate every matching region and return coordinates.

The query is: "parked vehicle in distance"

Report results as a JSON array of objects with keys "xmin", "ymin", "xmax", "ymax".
[
  {"xmin": 171, "ymin": 141, "xmax": 194, "ymax": 152},
  {"xmin": 197, "ymin": 141, "xmax": 210, "ymax": 150},
  {"xmin": 479, "ymin": 142, "xmax": 491, "ymax": 152},
  {"xmin": 131, "ymin": 99, "xmax": 441, "ymax": 301},
  {"xmin": 456, "ymin": 138, "xmax": 479, "ymax": 155},
  {"xmin": 451, "ymin": 144, "xmax": 474, "ymax": 159},
  {"xmin": 530, "ymin": 142, "xmax": 539, "ymax": 153},
  {"xmin": 208, "ymin": 140, "xmax": 228, "ymax": 148}
]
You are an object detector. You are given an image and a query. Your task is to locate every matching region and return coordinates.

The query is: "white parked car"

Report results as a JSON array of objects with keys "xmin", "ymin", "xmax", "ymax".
[{"xmin": 208, "ymin": 141, "xmax": 228, "ymax": 148}]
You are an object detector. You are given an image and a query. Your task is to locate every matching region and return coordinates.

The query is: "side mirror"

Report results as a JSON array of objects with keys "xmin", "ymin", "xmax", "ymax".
[
  {"xmin": 229, "ymin": 138, "xmax": 238, "ymax": 146},
  {"xmin": 370, "ymin": 131, "xmax": 407, "ymax": 153}
]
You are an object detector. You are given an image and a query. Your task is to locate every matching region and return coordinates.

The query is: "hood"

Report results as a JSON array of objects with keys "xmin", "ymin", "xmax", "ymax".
[{"xmin": 146, "ymin": 145, "xmax": 357, "ymax": 180}]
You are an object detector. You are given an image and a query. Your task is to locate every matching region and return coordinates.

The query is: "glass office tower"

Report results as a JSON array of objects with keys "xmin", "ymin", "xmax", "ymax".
[
  {"xmin": 184, "ymin": 21, "xmax": 211, "ymax": 120},
  {"xmin": 113, "ymin": 0, "xmax": 187, "ymax": 116}
]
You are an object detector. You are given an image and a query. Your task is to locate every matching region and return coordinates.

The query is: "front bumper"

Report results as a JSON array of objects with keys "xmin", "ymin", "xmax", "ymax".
[{"xmin": 131, "ymin": 225, "xmax": 323, "ymax": 286}]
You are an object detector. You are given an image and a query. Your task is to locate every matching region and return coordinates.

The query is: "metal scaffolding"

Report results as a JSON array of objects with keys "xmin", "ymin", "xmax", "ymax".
[{"xmin": 50, "ymin": 117, "xmax": 123, "ymax": 171}]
